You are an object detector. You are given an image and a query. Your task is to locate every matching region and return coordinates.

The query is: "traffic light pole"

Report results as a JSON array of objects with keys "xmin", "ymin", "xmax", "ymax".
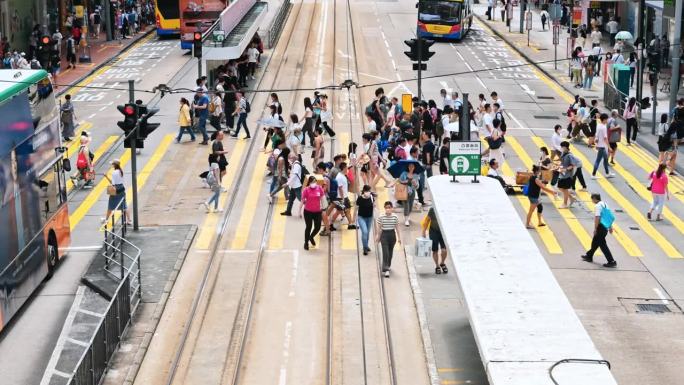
[
  {"xmin": 128, "ymin": 80, "xmax": 140, "ymax": 231},
  {"xmin": 417, "ymin": 37, "xmax": 423, "ymax": 100}
]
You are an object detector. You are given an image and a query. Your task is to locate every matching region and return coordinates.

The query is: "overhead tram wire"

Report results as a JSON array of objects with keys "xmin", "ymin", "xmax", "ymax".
[{"xmin": 5, "ymin": 47, "xmax": 676, "ymax": 95}]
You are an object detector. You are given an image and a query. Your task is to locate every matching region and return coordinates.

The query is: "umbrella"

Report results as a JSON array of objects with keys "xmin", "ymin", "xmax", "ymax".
[
  {"xmin": 387, "ymin": 159, "xmax": 425, "ymax": 178},
  {"xmin": 615, "ymin": 31, "xmax": 633, "ymax": 41},
  {"xmin": 257, "ymin": 117, "xmax": 287, "ymax": 128}
]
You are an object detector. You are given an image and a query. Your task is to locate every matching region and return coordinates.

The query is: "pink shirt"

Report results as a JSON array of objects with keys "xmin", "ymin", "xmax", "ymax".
[
  {"xmin": 649, "ymin": 171, "xmax": 668, "ymax": 194},
  {"xmin": 301, "ymin": 184, "xmax": 325, "ymax": 212}
]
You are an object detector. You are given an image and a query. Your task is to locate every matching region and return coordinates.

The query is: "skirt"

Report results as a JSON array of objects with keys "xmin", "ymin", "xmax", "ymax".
[{"xmin": 108, "ymin": 184, "xmax": 127, "ymax": 210}]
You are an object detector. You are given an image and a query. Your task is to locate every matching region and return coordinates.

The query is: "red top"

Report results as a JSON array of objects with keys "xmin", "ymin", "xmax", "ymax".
[{"xmin": 301, "ymin": 184, "xmax": 325, "ymax": 212}]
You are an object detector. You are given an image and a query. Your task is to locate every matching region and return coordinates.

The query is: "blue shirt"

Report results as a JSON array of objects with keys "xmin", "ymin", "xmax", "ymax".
[{"xmin": 196, "ymin": 95, "xmax": 209, "ymax": 118}]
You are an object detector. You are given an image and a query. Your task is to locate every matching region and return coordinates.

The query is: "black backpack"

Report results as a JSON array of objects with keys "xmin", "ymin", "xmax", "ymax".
[
  {"xmin": 295, "ymin": 161, "xmax": 310, "ymax": 185},
  {"xmin": 245, "ymin": 99, "xmax": 251, "ymax": 113}
]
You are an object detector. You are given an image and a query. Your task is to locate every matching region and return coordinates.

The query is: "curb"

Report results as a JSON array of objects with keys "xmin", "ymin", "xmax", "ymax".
[
  {"xmin": 123, "ymin": 226, "xmax": 197, "ymax": 385},
  {"xmin": 475, "ymin": 14, "xmax": 684, "ymax": 175},
  {"xmin": 56, "ymin": 28, "xmax": 157, "ymax": 97},
  {"xmin": 403, "ymin": 246, "xmax": 440, "ymax": 385}
]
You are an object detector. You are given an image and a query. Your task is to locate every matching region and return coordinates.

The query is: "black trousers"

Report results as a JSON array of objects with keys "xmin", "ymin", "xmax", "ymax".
[
  {"xmin": 380, "ymin": 230, "xmax": 397, "ymax": 271},
  {"xmin": 626, "ymin": 118, "xmax": 638, "ymax": 144},
  {"xmin": 586, "ymin": 224, "xmax": 615, "ymax": 263},
  {"xmin": 572, "ymin": 167, "xmax": 586, "ymax": 189},
  {"xmin": 263, "ymin": 128, "xmax": 273, "ymax": 149},
  {"xmin": 304, "ymin": 210, "xmax": 322, "ymax": 245}
]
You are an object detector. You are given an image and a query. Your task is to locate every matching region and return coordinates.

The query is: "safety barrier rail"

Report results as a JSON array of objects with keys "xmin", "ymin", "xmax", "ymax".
[
  {"xmin": 69, "ymin": 203, "xmax": 142, "ymax": 385},
  {"xmin": 268, "ymin": 0, "xmax": 292, "ymax": 48},
  {"xmin": 603, "ymin": 71, "xmax": 627, "ymax": 116}
]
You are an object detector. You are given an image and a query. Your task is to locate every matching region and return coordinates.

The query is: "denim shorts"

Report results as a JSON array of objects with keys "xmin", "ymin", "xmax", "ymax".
[{"xmin": 528, "ymin": 197, "xmax": 540, "ymax": 205}]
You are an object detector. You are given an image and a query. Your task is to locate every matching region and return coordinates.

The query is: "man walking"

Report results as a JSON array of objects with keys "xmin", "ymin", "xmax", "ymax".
[
  {"xmin": 194, "ymin": 88, "xmax": 210, "ymax": 144},
  {"xmin": 558, "ymin": 141, "xmax": 577, "ymax": 208},
  {"xmin": 606, "ymin": 17, "xmax": 618, "ymax": 47},
  {"xmin": 592, "ymin": 113, "xmax": 616, "ymax": 179},
  {"xmin": 232, "ymin": 92, "xmax": 251, "ymax": 139},
  {"xmin": 582, "ymin": 193, "xmax": 617, "ymax": 268}
]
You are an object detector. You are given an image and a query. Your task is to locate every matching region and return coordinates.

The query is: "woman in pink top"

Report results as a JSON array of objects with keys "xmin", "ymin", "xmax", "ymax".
[
  {"xmin": 300, "ymin": 175, "xmax": 325, "ymax": 250},
  {"xmin": 647, "ymin": 163, "xmax": 669, "ymax": 222}
]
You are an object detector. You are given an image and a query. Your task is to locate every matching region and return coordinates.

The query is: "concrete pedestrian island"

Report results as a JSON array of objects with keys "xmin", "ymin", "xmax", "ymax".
[{"xmin": 428, "ymin": 176, "xmax": 617, "ymax": 385}]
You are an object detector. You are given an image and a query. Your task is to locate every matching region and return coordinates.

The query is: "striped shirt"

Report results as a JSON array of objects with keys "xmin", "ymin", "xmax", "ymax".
[{"xmin": 376, "ymin": 214, "xmax": 399, "ymax": 231}]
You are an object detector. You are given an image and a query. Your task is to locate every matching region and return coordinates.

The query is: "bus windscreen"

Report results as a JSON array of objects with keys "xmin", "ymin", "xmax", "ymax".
[
  {"xmin": 158, "ymin": 0, "xmax": 180, "ymax": 19},
  {"xmin": 419, "ymin": 1, "xmax": 462, "ymax": 24}
]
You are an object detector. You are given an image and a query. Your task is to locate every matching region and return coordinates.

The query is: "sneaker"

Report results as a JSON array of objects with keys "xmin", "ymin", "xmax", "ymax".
[
  {"xmin": 581, "ymin": 255, "xmax": 593, "ymax": 262},
  {"xmin": 347, "ymin": 224, "xmax": 357, "ymax": 230},
  {"xmin": 606, "ymin": 173, "xmax": 616, "ymax": 178},
  {"xmin": 215, "ymin": 207, "xmax": 224, "ymax": 213},
  {"xmin": 383, "ymin": 271, "xmax": 390, "ymax": 278},
  {"xmin": 280, "ymin": 211, "xmax": 292, "ymax": 216},
  {"xmin": 559, "ymin": 204, "xmax": 569, "ymax": 209},
  {"xmin": 647, "ymin": 212, "xmax": 652, "ymax": 220},
  {"xmin": 404, "ymin": 219, "xmax": 410, "ymax": 227},
  {"xmin": 320, "ymin": 230, "xmax": 331, "ymax": 236},
  {"xmin": 221, "ymin": 187, "xmax": 227, "ymax": 192},
  {"xmin": 591, "ymin": 175, "xmax": 599, "ymax": 180},
  {"xmin": 603, "ymin": 261, "xmax": 617, "ymax": 268}
]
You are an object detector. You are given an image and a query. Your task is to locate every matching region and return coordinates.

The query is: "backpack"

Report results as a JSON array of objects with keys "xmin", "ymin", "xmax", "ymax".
[
  {"xmin": 245, "ymin": 99, "xmax": 251, "ymax": 113},
  {"xmin": 496, "ymin": 111, "xmax": 507, "ymax": 132},
  {"xmin": 599, "ymin": 202, "xmax": 615, "ymax": 228},
  {"xmin": 541, "ymin": 13, "xmax": 547, "ymax": 24},
  {"xmin": 208, "ymin": 100, "xmax": 216, "ymax": 113},
  {"xmin": 295, "ymin": 161, "xmax": 310, "ymax": 185},
  {"xmin": 328, "ymin": 177, "xmax": 339, "ymax": 200},
  {"xmin": 76, "ymin": 150, "xmax": 88, "ymax": 170},
  {"xmin": 205, "ymin": 168, "xmax": 218, "ymax": 188},
  {"xmin": 94, "ymin": 13, "xmax": 101, "ymax": 24}
]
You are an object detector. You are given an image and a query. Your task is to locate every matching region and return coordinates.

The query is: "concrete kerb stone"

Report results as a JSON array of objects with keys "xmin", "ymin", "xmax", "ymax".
[
  {"xmin": 475, "ymin": 14, "xmax": 684, "ymax": 175},
  {"xmin": 122, "ymin": 225, "xmax": 197, "ymax": 385},
  {"xmin": 56, "ymin": 28, "xmax": 157, "ymax": 98},
  {"xmin": 403, "ymin": 246, "xmax": 441, "ymax": 385}
]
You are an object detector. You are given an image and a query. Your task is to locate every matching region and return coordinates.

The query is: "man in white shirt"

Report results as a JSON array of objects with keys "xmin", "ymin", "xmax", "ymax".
[
  {"xmin": 591, "ymin": 43, "xmax": 604, "ymax": 76},
  {"xmin": 551, "ymin": 124, "xmax": 563, "ymax": 160},
  {"xmin": 365, "ymin": 111, "xmax": 377, "ymax": 133},
  {"xmin": 440, "ymin": 89, "xmax": 453, "ymax": 110},
  {"xmin": 612, "ymin": 49, "xmax": 624, "ymax": 65},
  {"xmin": 490, "ymin": 91, "xmax": 504, "ymax": 111},
  {"xmin": 247, "ymin": 43, "xmax": 259, "ymax": 79},
  {"xmin": 606, "ymin": 18, "xmax": 619, "ymax": 46},
  {"xmin": 281, "ymin": 153, "xmax": 303, "ymax": 216},
  {"xmin": 482, "ymin": 103, "xmax": 494, "ymax": 136},
  {"xmin": 591, "ymin": 113, "xmax": 615, "ymax": 179},
  {"xmin": 451, "ymin": 91, "xmax": 463, "ymax": 111},
  {"xmin": 590, "ymin": 27, "xmax": 602, "ymax": 46}
]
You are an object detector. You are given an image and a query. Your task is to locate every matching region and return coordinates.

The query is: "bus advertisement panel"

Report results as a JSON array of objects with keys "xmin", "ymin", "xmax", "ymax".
[
  {"xmin": 155, "ymin": 0, "xmax": 181, "ymax": 36},
  {"xmin": 179, "ymin": 0, "xmax": 227, "ymax": 49},
  {"xmin": 0, "ymin": 70, "xmax": 70, "ymax": 330},
  {"xmin": 418, "ymin": 0, "xmax": 473, "ymax": 40}
]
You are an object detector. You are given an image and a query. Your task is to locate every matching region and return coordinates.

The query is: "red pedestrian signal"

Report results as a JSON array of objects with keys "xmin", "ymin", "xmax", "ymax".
[
  {"xmin": 193, "ymin": 32, "xmax": 203, "ymax": 59},
  {"xmin": 41, "ymin": 36, "xmax": 51, "ymax": 45},
  {"xmin": 123, "ymin": 105, "xmax": 136, "ymax": 116}
]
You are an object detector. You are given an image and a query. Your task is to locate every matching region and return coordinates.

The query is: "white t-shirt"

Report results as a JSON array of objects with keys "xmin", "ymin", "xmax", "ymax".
[
  {"xmin": 492, "ymin": 98, "xmax": 504, "ymax": 110},
  {"xmin": 590, "ymin": 30, "xmax": 602, "ymax": 45},
  {"xmin": 367, "ymin": 120, "xmax": 377, "ymax": 132},
  {"xmin": 442, "ymin": 96, "xmax": 453, "ymax": 109},
  {"xmin": 606, "ymin": 21, "xmax": 618, "ymax": 34},
  {"xmin": 483, "ymin": 113, "xmax": 494, "ymax": 134},
  {"xmin": 111, "ymin": 169, "xmax": 125, "ymax": 185},
  {"xmin": 335, "ymin": 172, "xmax": 349, "ymax": 198},
  {"xmin": 247, "ymin": 47, "xmax": 259, "ymax": 62},
  {"xmin": 596, "ymin": 123, "xmax": 608, "ymax": 148},
  {"xmin": 551, "ymin": 132, "xmax": 563, "ymax": 151},
  {"xmin": 288, "ymin": 162, "xmax": 303, "ymax": 189},
  {"xmin": 487, "ymin": 167, "xmax": 500, "ymax": 177},
  {"xmin": 594, "ymin": 201, "xmax": 608, "ymax": 217}
]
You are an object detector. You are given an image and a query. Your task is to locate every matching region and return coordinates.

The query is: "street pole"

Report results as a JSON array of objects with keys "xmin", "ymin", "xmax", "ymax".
[
  {"xmin": 128, "ymin": 80, "xmax": 139, "ymax": 231},
  {"xmin": 417, "ymin": 37, "xmax": 423, "ymax": 100},
  {"xmin": 104, "ymin": 0, "xmax": 112, "ymax": 41},
  {"xmin": 636, "ymin": 0, "xmax": 645, "ymax": 118},
  {"xmin": 462, "ymin": 93, "xmax": 470, "ymax": 141},
  {"xmin": 669, "ymin": 0, "xmax": 683, "ymax": 113},
  {"xmin": 519, "ymin": 0, "xmax": 525, "ymax": 34},
  {"xmin": 652, "ymin": 80, "xmax": 658, "ymax": 135}
]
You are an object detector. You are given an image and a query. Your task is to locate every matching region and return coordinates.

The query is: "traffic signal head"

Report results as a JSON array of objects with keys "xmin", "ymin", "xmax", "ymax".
[
  {"xmin": 117, "ymin": 103, "xmax": 138, "ymax": 132},
  {"xmin": 403, "ymin": 38, "xmax": 435, "ymax": 62},
  {"xmin": 193, "ymin": 32, "xmax": 202, "ymax": 59},
  {"xmin": 404, "ymin": 39, "xmax": 419, "ymax": 61},
  {"xmin": 138, "ymin": 105, "xmax": 160, "ymax": 142},
  {"xmin": 41, "ymin": 35, "xmax": 51, "ymax": 46}
]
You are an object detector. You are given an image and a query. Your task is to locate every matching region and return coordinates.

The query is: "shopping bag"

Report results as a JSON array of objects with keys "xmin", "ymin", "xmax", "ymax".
[
  {"xmin": 415, "ymin": 237, "xmax": 432, "ymax": 258},
  {"xmin": 395, "ymin": 183, "xmax": 408, "ymax": 200}
]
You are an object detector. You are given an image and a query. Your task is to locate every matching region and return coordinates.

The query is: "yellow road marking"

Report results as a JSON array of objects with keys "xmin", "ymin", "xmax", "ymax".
[
  {"xmin": 69, "ymin": 150, "xmax": 131, "ymax": 231},
  {"xmin": 231, "ymin": 152, "xmax": 269, "ymax": 249},
  {"xmin": 64, "ymin": 121, "xmax": 94, "ymax": 155},
  {"xmin": 504, "ymin": 137, "xmax": 594, "ymax": 250},
  {"xmin": 377, "ymin": 184, "xmax": 400, "ymax": 250},
  {"xmin": 623, "ymin": 145, "xmax": 684, "ymax": 193},
  {"xmin": 567, "ymin": 142, "xmax": 682, "ymax": 258},
  {"xmin": 499, "ymin": 160, "xmax": 563, "ymax": 254},
  {"xmin": 66, "ymin": 135, "xmax": 118, "ymax": 192},
  {"xmin": 195, "ymin": 139, "xmax": 248, "ymax": 249},
  {"xmin": 530, "ymin": 137, "xmax": 642, "ymax": 257},
  {"xmin": 438, "ymin": 368, "xmax": 464, "ymax": 373},
  {"xmin": 441, "ymin": 381, "xmax": 466, "ymax": 385},
  {"xmin": 269, "ymin": 194, "xmax": 287, "ymax": 249}
]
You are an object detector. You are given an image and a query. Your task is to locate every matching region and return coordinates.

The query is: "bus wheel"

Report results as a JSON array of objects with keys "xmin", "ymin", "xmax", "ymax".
[{"xmin": 46, "ymin": 235, "xmax": 59, "ymax": 279}]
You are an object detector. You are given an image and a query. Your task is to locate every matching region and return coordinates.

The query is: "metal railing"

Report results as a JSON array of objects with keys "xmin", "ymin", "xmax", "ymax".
[
  {"xmin": 69, "ymin": 202, "xmax": 142, "ymax": 385},
  {"xmin": 268, "ymin": 0, "xmax": 292, "ymax": 48},
  {"xmin": 603, "ymin": 72, "xmax": 627, "ymax": 116}
]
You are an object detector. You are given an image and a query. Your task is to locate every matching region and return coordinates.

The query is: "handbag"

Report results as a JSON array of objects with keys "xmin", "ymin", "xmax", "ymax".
[
  {"xmin": 415, "ymin": 237, "xmax": 432, "ymax": 258},
  {"xmin": 395, "ymin": 182, "xmax": 408, "ymax": 200},
  {"xmin": 104, "ymin": 175, "xmax": 117, "ymax": 196}
]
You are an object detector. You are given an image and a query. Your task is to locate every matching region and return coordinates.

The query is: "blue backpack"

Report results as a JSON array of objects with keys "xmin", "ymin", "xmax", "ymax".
[{"xmin": 599, "ymin": 203, "xmax": 615, "ymax": 228}]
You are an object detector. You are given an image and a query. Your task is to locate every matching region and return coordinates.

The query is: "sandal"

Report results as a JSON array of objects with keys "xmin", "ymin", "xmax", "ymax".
[
  {"xmin": 440, "ymin": 264, "xmax": 448, "ymax": 274},
  {"xmin": 538, "ymin": 223, "xmax": 546, "ymax": 227},
  {"xmin": 435, "ymin": 267, "xmax": 442, "ymax": 274}
]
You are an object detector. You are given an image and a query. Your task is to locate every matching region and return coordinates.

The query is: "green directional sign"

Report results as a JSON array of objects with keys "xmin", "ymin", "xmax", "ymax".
[{"xmin": 449, "ymin": 141, "xmax": 481, "ymax": 176}]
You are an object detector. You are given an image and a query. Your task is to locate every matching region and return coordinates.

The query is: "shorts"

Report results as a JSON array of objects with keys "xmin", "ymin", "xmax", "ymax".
[
  {"xmin": 528, "ymin": 197, "xmax": 540, "ymax": 205},
  {"xmin": 609, "ymin": 142, "xmax": 618, "ymax": 151},
  {"xmin": 657, "ymin": 138, "xmax": 672, "ymax": 153},
  {"xmin": 557, "ymin": 177, "xmax": 573, "ymax": 190},
  {"xmin": 429, "ymin": 228, "xmax": 446, "ymax": 251}
]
